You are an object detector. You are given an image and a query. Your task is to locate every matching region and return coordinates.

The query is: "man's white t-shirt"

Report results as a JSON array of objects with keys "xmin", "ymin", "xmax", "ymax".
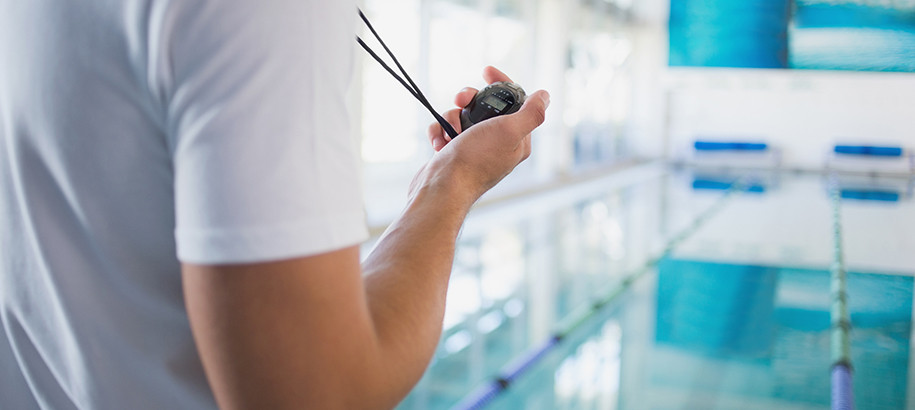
[{"xmin": 0, "ymin": 0, "xmax": 367, "ymax": 408}]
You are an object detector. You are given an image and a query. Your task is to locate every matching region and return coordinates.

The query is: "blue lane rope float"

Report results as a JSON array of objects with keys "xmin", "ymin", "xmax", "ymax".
[
  {"xmin": 828, "ymin": 174, "xmax": 855, "ymax": 410},
  {"xmin": 451, "ymin": 177, "xmax": 749, "ymax": 410}
]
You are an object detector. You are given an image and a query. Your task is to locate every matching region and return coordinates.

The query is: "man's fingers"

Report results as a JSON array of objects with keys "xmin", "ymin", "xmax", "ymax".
[
  {"xmin": 427, "ymin": 123, "xmax": 445, "ymax": 151},
  {"xmin": 454, "ymin": 87, "xmax": 478, "ymax": 109},
  {"xmin": 482, "ymin": 66, "xmax": 512, "ymax": 84},
  {"xmin": 508, "ymin": 90, "xmax": 550, "ymax": 137},
  {"xmin": 443, "ymin": 108, "xmax": 462, "ymax": 136},
  {"xmin": 427, "ymin": 108, "xmax": 464, "ymax": 151}
]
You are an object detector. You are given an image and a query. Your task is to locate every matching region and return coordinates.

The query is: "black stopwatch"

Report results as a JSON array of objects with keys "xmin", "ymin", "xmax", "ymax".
[{"xmin": 460, "ymin": 82, "xmax": 526, "ymax": 132}]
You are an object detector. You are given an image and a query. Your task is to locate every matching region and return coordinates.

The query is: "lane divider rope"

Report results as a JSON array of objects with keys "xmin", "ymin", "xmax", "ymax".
[{"xmin": 828, "ymin": 174, "xmax": 855, "ymax": 410}]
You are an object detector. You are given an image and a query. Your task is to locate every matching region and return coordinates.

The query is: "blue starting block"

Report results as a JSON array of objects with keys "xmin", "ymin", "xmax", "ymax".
[
  {"xmin": 694, "ymin": 141, "xmax": 769, "ymax": 152},
  {"xmin": 834, "ymin": 145, "xmax": 903, "ymax": 157}
]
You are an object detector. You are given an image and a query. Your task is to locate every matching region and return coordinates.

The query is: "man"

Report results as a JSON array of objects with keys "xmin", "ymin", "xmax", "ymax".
[{"xmin": 0, "ymin": 0, "xmax": 549, "ymax": 408}]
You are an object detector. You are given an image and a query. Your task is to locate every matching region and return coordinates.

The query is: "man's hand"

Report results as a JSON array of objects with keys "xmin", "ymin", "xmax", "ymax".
[{"xmin": 419, "ymin": 66, "xmax": 550, "ymax": 203}]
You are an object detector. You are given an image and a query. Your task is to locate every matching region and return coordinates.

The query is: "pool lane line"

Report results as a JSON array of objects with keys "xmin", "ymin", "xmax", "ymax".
[
  {"xmin": 828, "ymin": 175, "xmax": 855, "ymax": 410},
  {"xmin": 451, "ymin": 177, "xmax": 749, "ymax": 410}
]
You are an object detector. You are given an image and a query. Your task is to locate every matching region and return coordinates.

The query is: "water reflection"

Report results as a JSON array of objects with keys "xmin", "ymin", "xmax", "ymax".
[
  {"xmin": 654, "ymin": 259, "xmax": 911, "ymax": 408},
  {"xmin": 490, "ymin": 261, "xmax": 911, "ymax": 410},
  {"xmin": 554, "ymin": 321, "xmax": 622, "ymax": 409}
]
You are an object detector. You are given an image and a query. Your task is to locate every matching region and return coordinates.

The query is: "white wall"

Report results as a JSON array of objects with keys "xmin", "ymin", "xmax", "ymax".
[{"xmin": 664, "ymin": 60, "xmax": 915, "ymax": 171}]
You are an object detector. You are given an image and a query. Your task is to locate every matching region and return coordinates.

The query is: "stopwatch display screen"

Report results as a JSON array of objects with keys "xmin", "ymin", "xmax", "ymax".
[{"xmin": 482, "ymin": 95, "xmax": 509, "ymax": 111}]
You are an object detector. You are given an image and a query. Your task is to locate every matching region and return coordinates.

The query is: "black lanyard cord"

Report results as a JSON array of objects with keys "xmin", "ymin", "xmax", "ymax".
[
  {"xmin": 355, "ymin": 37, "xmax": 419, "ymax": 101},
  {"xmin": 356, "ymin": 9, "xmax": 459, "ymax": 139}
]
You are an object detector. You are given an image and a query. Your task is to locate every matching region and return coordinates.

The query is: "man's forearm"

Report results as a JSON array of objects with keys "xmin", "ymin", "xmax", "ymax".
[
  {"xmin": 358, "ymin": 86, "xmax": 548, "ymax": 404},
  {"xmin": 360, "ymin": 167, "xmax": 476, "ymax": 401}
]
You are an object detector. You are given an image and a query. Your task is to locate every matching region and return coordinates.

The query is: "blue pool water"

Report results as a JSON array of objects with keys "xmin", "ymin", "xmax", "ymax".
[{"xmin": 393, "ymin": 166, "xmax": 915, "ymax": 409}]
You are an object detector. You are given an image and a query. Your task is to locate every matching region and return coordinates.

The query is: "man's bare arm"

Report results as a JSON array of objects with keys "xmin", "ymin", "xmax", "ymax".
[{"xmin": 182, "ymin": 68, "xmax": 550, "ymax": 409}]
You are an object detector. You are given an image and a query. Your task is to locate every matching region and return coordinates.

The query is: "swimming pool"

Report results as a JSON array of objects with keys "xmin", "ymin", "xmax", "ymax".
[{"xmin": 393, "ymin": 164, "xmax": 914, "ymax": 410}]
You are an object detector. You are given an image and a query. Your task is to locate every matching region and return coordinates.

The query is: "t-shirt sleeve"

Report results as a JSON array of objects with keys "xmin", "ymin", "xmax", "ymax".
[{"xmin": 161, "ymin": 0, "xmax": 367, "ymax": 264}]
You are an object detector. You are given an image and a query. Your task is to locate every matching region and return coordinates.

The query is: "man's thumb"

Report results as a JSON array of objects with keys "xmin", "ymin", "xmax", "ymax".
[{"xmin": 512, "ymin": 90, "xmax": 550, "ymax": 135}]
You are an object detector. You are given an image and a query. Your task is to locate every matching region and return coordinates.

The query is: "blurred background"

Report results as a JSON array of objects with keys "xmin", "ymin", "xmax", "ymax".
[{"xmin": 356, "ymin": 0, "xmax": 915, "ymax": 409}]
